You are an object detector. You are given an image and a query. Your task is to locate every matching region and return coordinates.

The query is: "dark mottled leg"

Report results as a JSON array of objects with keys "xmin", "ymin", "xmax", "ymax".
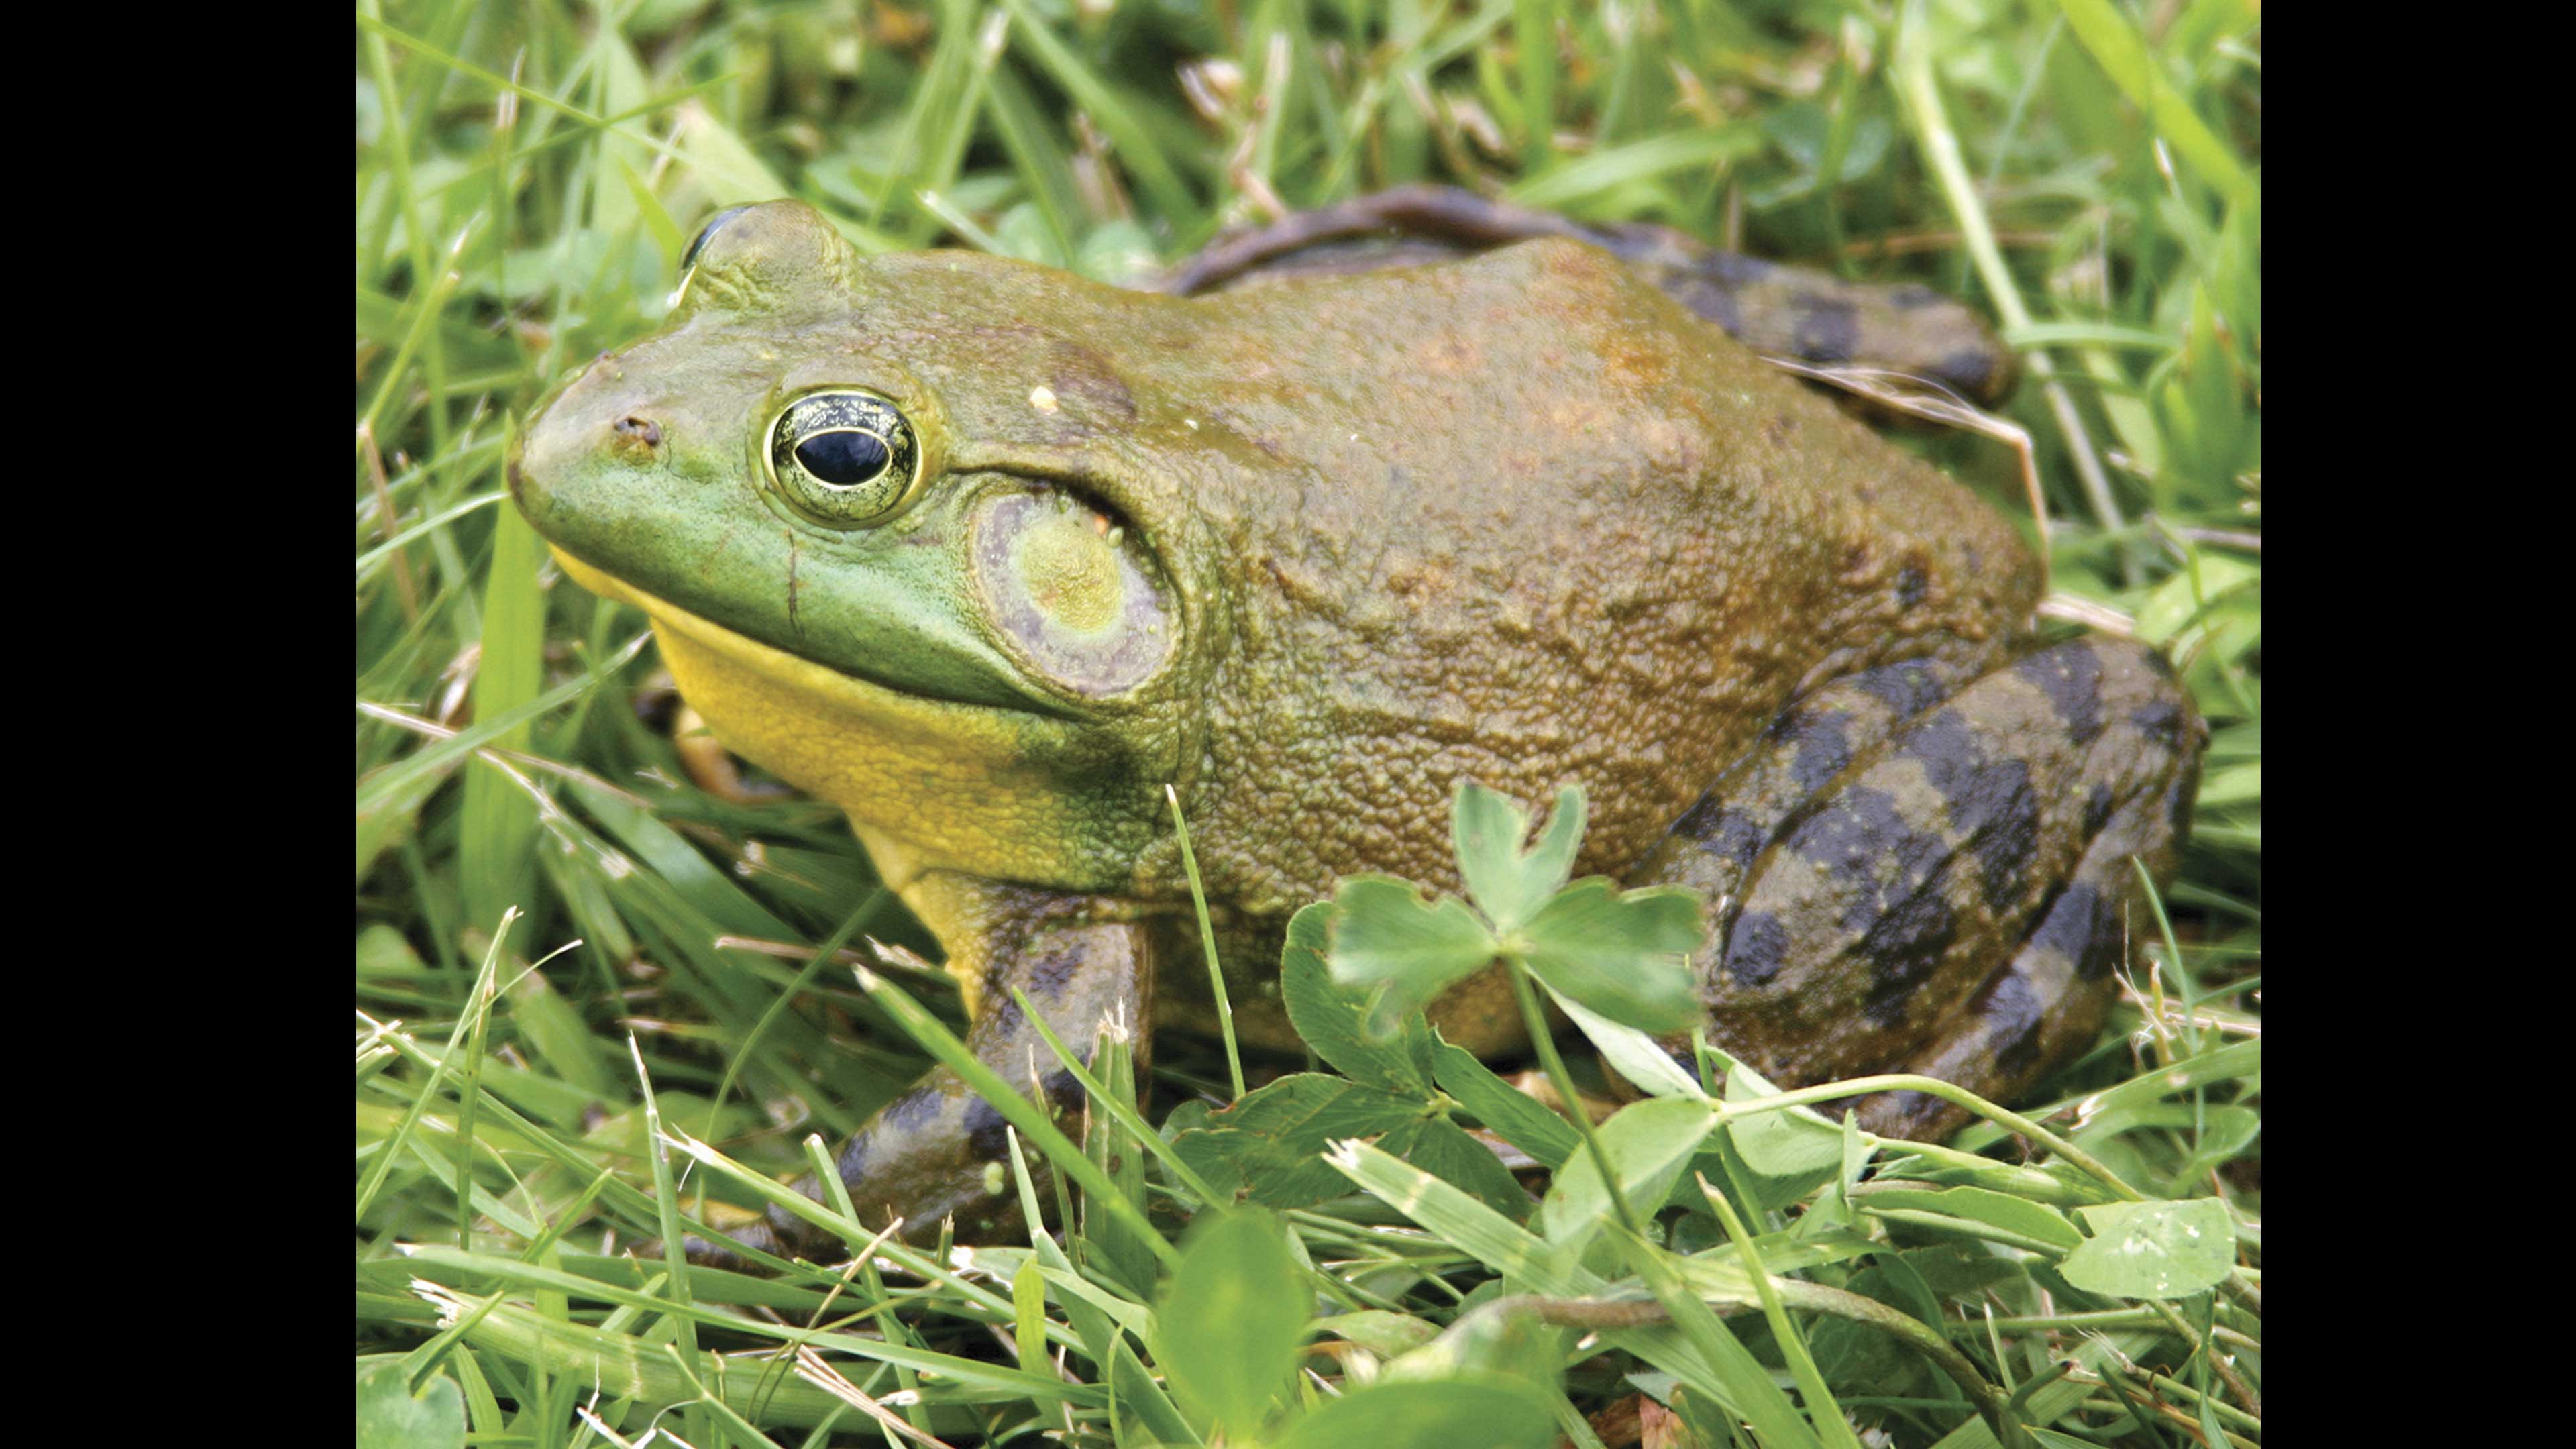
[
  {"xmin": 1631, "ymin": 653, "xmax": 1977, "ymax": 911},
  {"xmin": 1846, "ymin": 833, "xmax": 2131, "ymax": 1139},
  {"xmin": 1155, "ymin": 184, "xmax": 2018, "ymax": 405},
  {"xmin": 704, "ymin": 877, "xmax": 1152, "ymax": 1263},
  {"xmin": 1633, "ymin": 637, "xmax": 2200, "ymax": 1137}
]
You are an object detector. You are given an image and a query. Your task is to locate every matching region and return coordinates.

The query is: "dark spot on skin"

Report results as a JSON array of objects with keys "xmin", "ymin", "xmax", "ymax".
[
  {"xmin": 2083, "ymin": 784, "xmax": 2116, "ymax": 838},
  {"xmin": 1024, "ymin": 944, "xmax": 1084, "ymax": 999},
  {"xmin": 1709, "ymin": 253, "xmax": 1778, "ymax": 285},
  {"xmin": 1796, "ymin": 786, "xmax": 1952, "ymax": 901},
  {"xmin": 1042, "ymin": 1069, "xmax": 1085, "ymax": 1112},
  {"xmin": 964, "ymin": 1097, "xmax": 1009, "ymax": 1161},
  {"xmin": 1980, "ymin": 969, "xmax": 2045, "ymax": 1074},
  {"xmin": 1894, "ymin": 708, "xmax": 1986, "ymax": 801},
  {"xmin": 2129, "ymin": 699, "xmax": 2185, "ymax": 751},
  {"xmin": 612, "ymin": 414, "xmax": 662, "ymax": 447},
  {"xmin": 1854, "ymin": 659, "xmax": 1952, "ymax": 720},
  {"xmin": 1757, "ymin": 782, "xmax": 1969, "ymax": 1024},
  {"xmin": 1791, "ymin": 296, "xmax": 1862, "ymax": 364},
  {"xmin": 1896, "ymin": 563, "xmax": 1929, "ymax": 610},
  {"xmin": 2014, "ymin": 643, "xmax": 2105, "ymax": 745},
  {"xmin": 2074, "ymin": 916, "xmax": 2124, "ymax": 981},
  {"xmin": 1937, "ymin": 347, "xmax": 1998, "ymax": 397},
  {"xmin": 1774, "ymin": 756, "xmax": 1998, "ymax": 1030},
  {"xmin": 1676, "ymin": 800, "xmax": 1768, "ymax": 874},
  {"xmin": 1787, "ymin": 711, "xmax": 1855, "ymax": 794},
  {"xmin": 2028, "ymin": 883, "xmax": 2121, "ymax": 981},
  {"xmin": 2164, "ymin": 777, "xmax": 2196, "ymax": 837},
  {"xmin": 881, "ymin": 1087, "xmax": 943, "ymax": 1134},
  {"xmin": 833, "ymin": 1134, "xmax": 870, "ymax": 1189},
  {"xmin": 1858, "ymin": 879, "xmax": 1960, "ymax": 1029},
  {"xmin": 1899, "ymin": 710, "xmax": 2039, "ymax": 911},
  {"xmin": 1888, "ymin": 284, "xmax": 1945, "ymax": 311},
  {"xmin": 1668, "ymin": 276, "xmax": 1744, "ymax": 337},
  {"xmin": 1723, "ymin": 912, "xmax": 1790, "ymax": 988},
  {"xmin": 2141, "ymin": 647, "xmax": 2178, "ymax": 680},
  {"xmin": 1965, "ymin": 774, "xmax": 2040, "ymax": 914},
  {"xmin": 981, "ymin": 991, "xmax": 1026, "ymax": 1043}
]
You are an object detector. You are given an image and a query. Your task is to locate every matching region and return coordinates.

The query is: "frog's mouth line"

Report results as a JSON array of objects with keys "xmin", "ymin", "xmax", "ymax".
[{"xmin": 549, "ymin": 546, "xmax": 1085, "ymax": 727}]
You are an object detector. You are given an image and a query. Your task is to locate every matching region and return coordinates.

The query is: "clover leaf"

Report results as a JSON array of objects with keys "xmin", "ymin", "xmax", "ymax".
[{"xmin": 1327, "ymin": 782, "xmax": 1705, "ymax": 1038}]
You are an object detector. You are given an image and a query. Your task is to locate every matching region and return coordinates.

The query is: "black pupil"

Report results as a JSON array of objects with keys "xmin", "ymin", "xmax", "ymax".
[{"xmin": 795, "ymin": 430, "xmax": 891, "ymax": 485}]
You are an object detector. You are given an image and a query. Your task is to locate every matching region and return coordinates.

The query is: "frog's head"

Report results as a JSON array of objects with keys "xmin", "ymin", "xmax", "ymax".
[{"xmin": 510, "ymin": 200, "xmax": 1210, "ymax": 891}]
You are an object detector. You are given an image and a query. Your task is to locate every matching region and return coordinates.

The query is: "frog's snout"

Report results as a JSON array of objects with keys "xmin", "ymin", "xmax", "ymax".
[
  {"xmin": 502, "ymin": 415, "xmax": 658, "ymax": 520},
  {"xmin": 511, "ymin": 347, "xmax": 675, "ymax": 523}
]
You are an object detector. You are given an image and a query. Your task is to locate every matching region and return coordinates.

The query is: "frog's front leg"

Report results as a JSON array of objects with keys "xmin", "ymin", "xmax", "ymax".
[
  {"xmin": 1633, "ymin": 636, "xmax": 2202, "ymax": 1137},
  {"xmin": 715, "ymin": 874, "xmax": 1152, "ymax": 1260}
]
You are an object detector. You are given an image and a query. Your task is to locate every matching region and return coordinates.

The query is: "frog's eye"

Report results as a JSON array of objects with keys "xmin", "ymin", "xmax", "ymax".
[
  {"xmin": 762, "ymin": 388, "xmax": 926, "ymax": 527},
  {"xmin": 682, "ymin": 206, "xmax": 752, "ymax": 273},
  {"xmin": 671, "ymin": 205, "xmax": 754, "ymax": 309}
]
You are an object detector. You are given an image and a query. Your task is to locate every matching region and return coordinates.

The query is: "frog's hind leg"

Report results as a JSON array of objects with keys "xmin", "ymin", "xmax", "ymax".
[
  {"xmin": 1631, "ymin": 637, "xmax": 2201, "ymax": 1138},
  {"xmin": 702, "ymin": 877, "xmax": 1152, "ymax": 1263},
  {"xmin": 1605, "ymin": 241, "xmax": 2022, "ymax": 408},
  {"xmin": 1157, "ymin": 183, "xmax": 2017, "ymax": 405},
  {"xmin": 1841, "ymin": 817, "xmax": 2158, "ymax": 1140},
  {"xmin": 1152, "ymin": 184, "xmax": 1591, "ymax": 293}
]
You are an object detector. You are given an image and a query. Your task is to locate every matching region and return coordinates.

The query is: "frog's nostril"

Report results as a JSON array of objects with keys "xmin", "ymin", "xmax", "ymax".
[{"xmin": 613, "ymin": 415, "xmax": 665, "ymax": 447}]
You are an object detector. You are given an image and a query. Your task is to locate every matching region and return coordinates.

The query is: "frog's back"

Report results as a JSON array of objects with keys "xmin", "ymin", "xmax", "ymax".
[{"xmin": 1154, "ymin": 239, "xmax": 2042, "ymax": 911}]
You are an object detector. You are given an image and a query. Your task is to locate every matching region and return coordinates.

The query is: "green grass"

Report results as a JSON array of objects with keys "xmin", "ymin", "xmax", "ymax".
[{"xmin": 356, "ymin": 2, "xmax": 2260, "ymax": 1444}]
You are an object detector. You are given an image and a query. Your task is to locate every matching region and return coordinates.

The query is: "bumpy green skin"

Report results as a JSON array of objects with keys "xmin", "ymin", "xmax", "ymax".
[{"xmin": 510, "ymin": 199, "xmax": 2200, "ymax": 1254}]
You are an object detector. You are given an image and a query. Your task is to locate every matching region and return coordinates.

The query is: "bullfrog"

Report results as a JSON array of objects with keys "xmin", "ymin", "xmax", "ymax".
[{"xmin": 508, "ymin": 193, "xmax": 2200, "ymax": 1256}]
